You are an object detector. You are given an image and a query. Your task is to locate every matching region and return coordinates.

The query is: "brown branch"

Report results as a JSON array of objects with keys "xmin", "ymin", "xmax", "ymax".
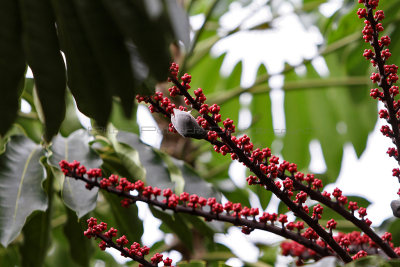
[
  {"xmin": 65, "ymin": 172, "xmax": 333, "ymax": 258},
  {"xmin": 168, "ymin": 76, "xmax": 353, "ymax": 263}
]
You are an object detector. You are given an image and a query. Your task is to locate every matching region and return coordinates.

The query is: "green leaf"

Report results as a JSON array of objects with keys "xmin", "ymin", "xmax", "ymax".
[
  {"xmin": 20, "ymin": 78, "xmax": 35, "ymax": 109},
  {"xmin": 15, "ymin": 115, "xmax": 43, "ymax": 144},
  {"xmin": 150, "ymin": 206, "xmax": 193, "ymax": 250},
  {"xmin": 189, "ymin": 53, "xmax": 226, "ymax": 92},
  {"xmin": 19, "ymin": 157, "xmax": 54, "ymax": 267},
  {"xmin": 345, "ymin": 255, "xmax": 400, "ymax": 267},
  {"xmin": 59, "ymin": 92, "xmax": 83, "ymax": 137},
  {"xmin": 20, "ymin": 211, "xmax": 50, "ymax": 267},
  {"xmin": 90, "ymin": 248, "xmax": 123, "ymax": 267},
  {"xmin": 0, "ymin": 124, "xmax": 27, "ymax": 155},
  {"xmin": 152, "ymin": 150, "xmax": 185, "ymax": 194},
  {"xmin": 110, "ymin": 100, "xmax": 139, "ymax": 134},
  {"xmin": 257, "ymin": 244, "xmax": 278, "ymax": 266},
  {"xmin": 71, "ymin": 0, "xmax": 136, "ymax": 117},
  {"xmin": 218, "ymin": 179, "xmax": 251, "ymax": 208},
  {"xmin": 383, "ymin": 218, "xmax": 400, "ymax": 247},
  {"xmin": 178, "ymin": 213, "xmax": 216, "ymax": 241},
  {"xmin": 0, "ymin": 135, "xmax": 47, "ymax": 247},
  {"xmin": 51, "ymin": 0, "xmax": 111, "ymax": 127},
  {"xmin": 109, "ymin": 130, "xmax": 146, "ymax": 182},
  {"xmin": 63, "ymin": 208, "xmax": 94, "ymax": 267},
  {"xmin": 248, "ymin": 65, "xmax": 274, "ymax": 210},
  {"xmin": 103, "ymin": 193, "xmax": 143, "ymax": 243},
  {"xmin": 116, "ymin": 131, "xmax": 218, "ymax": 198},
  {"xmin": 178, "ymin": 260, "xmax": 207, "ymax": 267},
  {"xmin": 251, "ymin": 185, "xmax": 272, "ymax": 211},
  {"xmin": 283, "ymin": 57, "xmax": 375, "ymax": 184},
  {"xmin": 102, "ymin": 0, "xmax": 171, "ymax": 81},
  {"xmin": 44, "ymin": 225, "xmax": 84, "ymax": 267},
  {"xmin": 175, "ymin": 158, "xmax": 220, "ymax": 200},
  {"xmin": 0, "ymin": 245, "xmax": 21, "ymax": 266},
  {"xmin": 0, "ymin": 0, "xmax": 26, "ymax": 135},
  {"xmin": 49, "ymin": 130, "xmax": 102, "ymax": 218},
  {"xmin": 282, "ymin": 69, "xmax": 314, "ymax": 172},
  {"xmin": 20, "ymin": 0, "xmax": 66, "ymax": 142},
  {"xmin": 115, "ymin": 131, "xmax": 174, "ymax": 188},
  {"xmin": 165, "ymin": 0, "xmax": 191, "ymax": 49},
  {"xmin": 250, "ymin": 64, "xmax": 274, "ymax": 149},
  {"xmin": 16, "ymin": 78, "xmax": 42, "ymax": 144}
]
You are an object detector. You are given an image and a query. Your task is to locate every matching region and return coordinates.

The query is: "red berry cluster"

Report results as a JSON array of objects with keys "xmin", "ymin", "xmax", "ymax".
[
  {"xmin": 61, "ymin": 161, "xmax": 293, "ymax": 225},
  {"xmin": 84, "ymin": 217, "xmax": 173, "ymax": 266},
  {"xmin": 59, "ymin": 160, "xmax": 101, "ymax": 190},
  {"xmin": 62, "ymin": 155, "xmax": 400, "ymax": 263},
  {"xmin": 282, "ymin": 230, "xmax": 400, "ymax": 263},
  {"xmin": 62, "ymin": 160, "xmax": 350, "ymax": 258},
  {"xmin": 133, "ymin": 61, "xmax": 400, "ymax": 262},
  {"xmin": 358, "ymin": 0, "xmax": 400, "ymax": 192}
]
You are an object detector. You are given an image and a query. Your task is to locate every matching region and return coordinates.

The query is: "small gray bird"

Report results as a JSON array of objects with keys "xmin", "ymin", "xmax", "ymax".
[
  {"xmin": 391, "ymin": 199, "xmax": 400, "ymax": 218},
  {"xmin": 171, "ymin": 109, "xmax": 207, "ymax": 139}
]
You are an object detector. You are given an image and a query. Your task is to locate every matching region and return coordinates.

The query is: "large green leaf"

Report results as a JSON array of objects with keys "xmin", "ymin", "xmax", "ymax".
[
  {"xmin": 150, "ymin": 206, "xmax": 193, "ymax": 251},
  {"xmin": 115, "ymin": 131, "xmax": 175, "ymax": 188},
  {"xmin": 116, "ymin": 131, "xmax": 218, "ymax": 197},
  {"xmin": 17, "ymin": 78, "xmax": 42, "ymax": 142},
  {"xmin": 0, "ymin": 245, "xmax": 21, "ymax": 266},
  {"xmin": 248, "ymin": 65, "xmax": 274, "ymax": 210},
  {"xmin": 63, "ymin": 208, "xmax": 94, "ymax": 267},
  {"xmin": 19, "ymin": 158, "xmax": 54, "ymax": 267},
  {"xmin": 20, "ymin": 211, "xmax": 50, "ymax": 267},
  {"xmin": 165, "ymin": 0, "xmax": 191, "ymax": 49},
  {"xmin": 44, "ymin": 225, "xmax": 86, "ymax": 267},
  {"xmin": 189, "ymin": 53, "xmax": 226, "ymax": 95},
  {"xmin": 174, "ymin": 158, "xmax": 220, "ymax": 200},
  {"xmin": 0, "ymin": 135, "xmax": 47, "ymax": 247},
  {"xmin": 103, "ymin": 193, "xmax": 143, "ymax": 243},
  {"xmin": 382, "ymin": 218, "xmax": 400, "ymax": 247},
  {"xmin": 345, "ymin": 255, "xmax": 400, "ymax": 266},
  {"xmin": 51, "ymin": 0, "xmax": 111, "ymax": 127},
  {"xmin": 283, "ymin": 56, "xmax": 375, "ymax": 183},
  {"xmin": 109, "ymin": 130, "xmax": 146, "ymax": 182},
  {"xmin": 0, "ymin": 0, "xmax": 26, "ymax": 135},
  {"xmin": 250, "ymin": 64, "xmax": 274, "ymax": 149},
  {"xmin": 102, "ymin": 0, "xmax": 171, "ymax": 82},
  {"xmin": 178, "ymin": 260, "xmax": 207, "ymax": 267},
  {"xmin": 15, "ymin": 116, "xmax": 43, "ymax": 144},
  {"xmin": 20, "ymin": 0, "xmax": 66, "ymax": 142},
  {"xmin": 59, "ymin": 92, "xmax": 83, "ymax": 137},
  {"xmin": 282, "ymin": 69, "xmax": 314, "ymax": 172},
  {"xmin": 109, "ymin": 100, "xmax": 139, "ymax": 134},
  {"xmin": 72, "ymin": 0, "xmax": 136, "ymax": 117},
  {"xmin": 49, "ymin": 130, "xmax": 102, "ymax": 218}
]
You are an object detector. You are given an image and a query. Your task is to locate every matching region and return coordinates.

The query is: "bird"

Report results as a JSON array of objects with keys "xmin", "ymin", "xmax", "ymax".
[{"xmin": 171, "ymin": 108, "xmax": 207, "ymax": 139}]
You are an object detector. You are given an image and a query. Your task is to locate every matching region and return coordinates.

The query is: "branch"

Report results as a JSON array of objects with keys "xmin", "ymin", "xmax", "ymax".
[
  {"xmin": 167, "ymin": 76, "xmax": 353, "ymax": 263},
  {"xmin": 84, "ymin": 217, "xmax": 170, "ymax": 266},
  {"xmin": 143, "ymin": 89, "xmax": 399, "ymax": 259},
  {"xmin": 61, "ymin": 161, "xmax": 333, "ymax": 259},
  {"xmin": 277, "ymin": 173, "xmax": 399, "ymax": 258},
  {"xmin": 358, "ymin": 1, "xmax": 400, "ymax": 174}
]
